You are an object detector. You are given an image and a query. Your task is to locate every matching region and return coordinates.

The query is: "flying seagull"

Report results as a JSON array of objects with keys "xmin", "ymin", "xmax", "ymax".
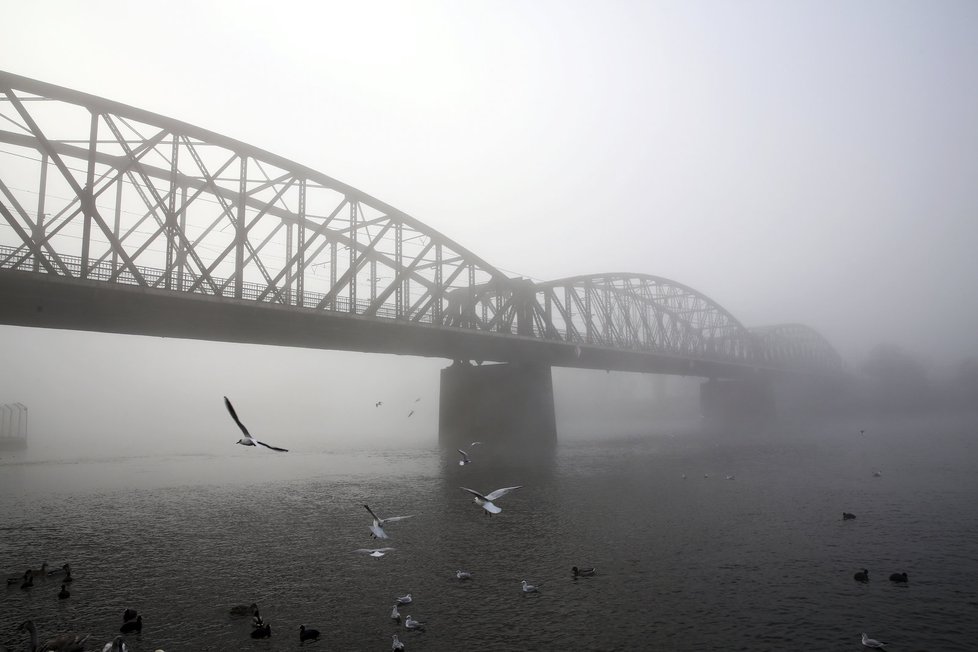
[
  {"xmin": 354, "ymin": 547, "xmax": 396, "ymax": 557},
  {"xmin": 457, "ymin": 449, "xmax": 472, "ymax": 466},
  {"xmin": 363, "ymin": 504, "xmax": 414, "ymax": 539},
  {"xmin": 224, "ymin": 397, "xmax": 288, "ymax": 452},
  {"xmin": 460, "ymin": 485, "xmax": 523, "ymax": 516}
]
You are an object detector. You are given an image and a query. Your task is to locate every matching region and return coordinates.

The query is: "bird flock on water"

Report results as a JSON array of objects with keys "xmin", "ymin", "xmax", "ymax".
[{"xmin": 4, "ymin": 408, "xmax": 905, "ymax": 649}]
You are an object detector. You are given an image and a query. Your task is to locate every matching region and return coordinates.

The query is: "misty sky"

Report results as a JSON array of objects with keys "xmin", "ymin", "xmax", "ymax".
[{"xmin": 1, "ymin": 1, "xmax": 977, "ymax": 452}]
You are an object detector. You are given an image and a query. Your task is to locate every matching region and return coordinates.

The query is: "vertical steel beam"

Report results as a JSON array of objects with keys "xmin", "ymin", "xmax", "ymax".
[
  {"xmin": 234, "ymin": 156, "xmax": 247, "ymax": 299},
  {"xmin": 329, "ymin": 240, "xmax": 337, "ymax": 307},
  {"xmin": 434, "ymin": 243, "xmax": 443, "ymax": 323},
  {"xmin": 370, "ymin": 259, "xmax": 377, "ymax": 303},
  {"xmin": 585, "ymin": 280, "xmax": 593, "ymax": 344},
  {"xmin": 296, "ymin": 180, "xmax": 306, "ymax": 307},
  {"xmin": 81, "ymin": 112, "xmax": 99, "ymax": 278},
  {"xmin": 33, "ymin": 153, "xmax": 48, "ymax": 273},
  {"xmin": 177, "ymin": 184, "xmax": 187, "ymax": 290},
  {"xmin": 286, "ymin": 221, "xmax": 294, "ymax": 305},
  {"xmin": 395, "ymin": 222, "xmax": 403, "ymax": 318},
  {"xmin": 348, "ymin": 201, "xmax": 358, "ymax": 312},
  {"xmin": 165, "ymin": 137, "xmax": 178, "ymax": 290},
  {"xmin": 112, "ymin": 180, "xmax": 122, "ymax": 275}
]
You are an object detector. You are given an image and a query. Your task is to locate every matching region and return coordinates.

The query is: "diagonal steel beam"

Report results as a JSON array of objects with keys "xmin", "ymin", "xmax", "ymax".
[{"xmin": 0, "ymin": 88, "xmax": 147, "ymax": 285}]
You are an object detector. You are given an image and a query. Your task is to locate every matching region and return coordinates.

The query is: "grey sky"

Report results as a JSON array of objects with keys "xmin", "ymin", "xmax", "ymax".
[{"xmin": 1, "ymin": 1, "xmax": 976, "ymax": 451}]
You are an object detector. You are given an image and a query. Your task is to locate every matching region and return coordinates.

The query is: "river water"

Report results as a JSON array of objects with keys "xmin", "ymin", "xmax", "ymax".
[{"xmin": 2, "ymin": 415, "xmax": 977, "ymax": 651}]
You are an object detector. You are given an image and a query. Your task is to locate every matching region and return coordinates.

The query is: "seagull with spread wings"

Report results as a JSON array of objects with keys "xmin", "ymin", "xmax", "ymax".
[
  {"xmin": 459, "ymin": 485, "xmax": 522, "ymax": 516},
  {"xmin": 224, "ymin": 397, "xmax": 289, "ymax": 452},
  {"xmin": 363, "ymin": 504, "xmax": 414, "ymax": 539}
]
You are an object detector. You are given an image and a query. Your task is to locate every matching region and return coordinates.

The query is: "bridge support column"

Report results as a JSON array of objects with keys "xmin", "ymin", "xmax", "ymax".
[
  {"xmin": 439, "ymin": 361, "xmax": 556, "ymax": 448},
  {"xmin": 700, "ymin": 377, "xmax": 775, "ymax": 421}
]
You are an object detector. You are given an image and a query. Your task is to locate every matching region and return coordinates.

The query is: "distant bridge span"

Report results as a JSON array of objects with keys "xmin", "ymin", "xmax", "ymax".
[{"xmin": 0, "ymin": 71, "xmax": 842, "ymax": 443}]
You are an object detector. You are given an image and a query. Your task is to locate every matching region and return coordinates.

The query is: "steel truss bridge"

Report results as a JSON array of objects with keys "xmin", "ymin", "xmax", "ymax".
[{"xmin": 0, "ymin": 70, "xmax": 842, "ymax": 380}]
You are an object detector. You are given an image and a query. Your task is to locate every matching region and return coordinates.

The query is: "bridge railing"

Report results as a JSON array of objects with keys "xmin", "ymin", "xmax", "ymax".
[{"xmin": 0, "ymin": 243, "xmax": 430, "ymax": 324}]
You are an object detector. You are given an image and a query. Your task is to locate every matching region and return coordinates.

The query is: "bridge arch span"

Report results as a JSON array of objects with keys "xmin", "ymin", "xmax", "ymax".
[
  {"xmin": 447, "ymin": 273, "xmax": 756, "ymax": 364},
  {"xmin": 1, "ymin": 70, "xmax": 844, "ymax": 380},
  {"xmin": 749, "ymin": 323, "xmax": 843, "ymax": 372},
  {"xmin": 0, "ymin": 69, "xmax": 509, "ymax": 325}
]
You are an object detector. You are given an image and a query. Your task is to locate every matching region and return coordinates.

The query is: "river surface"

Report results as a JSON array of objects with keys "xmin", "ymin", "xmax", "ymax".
[{"xmin": 2, "ymin": 415, "xmax": 977, "ymax": 651}]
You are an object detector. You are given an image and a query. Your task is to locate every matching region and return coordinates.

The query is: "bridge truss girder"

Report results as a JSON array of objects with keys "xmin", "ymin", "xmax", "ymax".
[
  {"xmin": 446, "ymin": 273, "xmax": 760, "ymax": 365},
  {"xmin": 749, "ymin": 323, "xmax": 844, "ymax": 373},
  {"xmin": 0, "ymin": 70, "xmax": 508, "ymax": 328},
  {"xmin": 0, "ymin": 70, "xmax": 843, "ymax": 377}
]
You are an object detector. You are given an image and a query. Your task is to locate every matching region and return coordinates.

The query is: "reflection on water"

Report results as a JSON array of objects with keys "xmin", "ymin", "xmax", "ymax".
[{"xmin": 2, "ymin": 416, "xmax": 978, "ymax": 650}]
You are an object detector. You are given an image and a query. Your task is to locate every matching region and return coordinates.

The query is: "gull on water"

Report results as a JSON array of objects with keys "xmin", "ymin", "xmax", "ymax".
[
  {"xmin": 457, "ymin": 449, "xmax": 472, "ymax": 466},
  {"xmin": 224, "ymin": 397, "xmax": 289, "ymax": 452},
  {"xmin": 460, "ymin": 485, "xmax": 523, "ymax": 516},
  {"xmin": 102, "ymin": 636, "xmax": 129, "ymax": 652},
  {"xmin": 392, "ymin": 633, "xmax": 406, "ymax": 650},
  {"xmin": 861, "ymin": 632, "xmax": 887, "ymax": 648},
  {"xmin": 391, "ymin": 604, "xmax": 402, "ymax": 623},
  {"xmin": 363, "ymin": 504, "xmax": 414, "ymax": 539},
  {"xmin": 404, "ymin": 616, "xmax": 425, "ymax": 632},
  {"xmin": 521, "ymin": 579, "xmax": 539, "ymax": 593},
  {"xmin": 396, "ymin": 593, "xmax": 413, "ymax": 605},
  {"xmin": 355, "ymin": 547, "xmax": 395, "ymax": 557},
  {"xmin": 20, "ymin": 620, "xmax": 90, "ymax": 652},
  {"xmin": 456, "ymin": 570, "xmax": 473, "ymax": 580},
  {"xmin": 873, "ymin": 470, "xmax": 882, "ymax": 477}
]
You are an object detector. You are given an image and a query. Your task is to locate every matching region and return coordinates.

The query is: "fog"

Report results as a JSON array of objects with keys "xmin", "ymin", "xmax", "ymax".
[{"xmin": 2, "ymin": 1, "xmax": 977, "ymax": 456}]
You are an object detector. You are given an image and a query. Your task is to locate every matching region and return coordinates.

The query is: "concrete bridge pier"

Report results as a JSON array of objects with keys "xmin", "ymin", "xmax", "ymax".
[
  {"xmin": 700, "ymin": 377, "xmax": 776, "ymax": 421},
  {"xmin": 439, "ymin": 361, "xmax": 557, "ymax": 449}
]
